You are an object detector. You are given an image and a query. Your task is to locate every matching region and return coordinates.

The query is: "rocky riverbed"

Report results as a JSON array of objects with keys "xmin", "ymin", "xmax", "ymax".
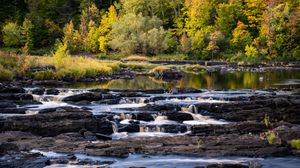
[{"xmin": 0, "ymin": 78, "xmax": 300, "ymax": 167}]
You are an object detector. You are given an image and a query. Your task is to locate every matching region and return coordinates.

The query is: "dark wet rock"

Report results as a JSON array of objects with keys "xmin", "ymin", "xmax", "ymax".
[
  {"xmin": 0, "ymin": 108, "xmax": 27, "ymax": 114},
  {"xmin": 165, "ymin": 112, "xmax": 194, "ymax": 122},
  {"xmin": 161, "ymin": 124, "xmax": 187, "ymax": 133},
  {"xmin": 151, "ymin": 69, "xmax": 183, "ymax": 81},
  {"xmin": 0, "ymin": 102, "xmax": 16, "ymax": 108},
  {"xmin": 193, "ymin": 95, "xmax": 300, "ymax": 124},
  {"xmin": 0, "ymin": 152, "xmax": 48, "ymax": 168},
  {"xmin": 62, "ymin": 92, "xmax": 102, "ymax": 102},
  {"xmin": 46, "ymin": 88, "xmax": 59, "ymax": 95},
  {"xmin": 89, "ymin": 88, "xmax": 110, "ymax": 93},
  {"xmin": 0, "ymin": 107, "xmax": 114, "ymax": 137},
  {"xmin": 168, "ymin": 87, "xmax": 201, "ymax": 94},
  {"xmin": 32, "ymin": 88, "xmax": 45, "ymax": 95},
  {"xmin": 72, "ymin": 100, "xmax": 91, "ymax": 106},
  {"xmin": 133, "ymin": 113, "xmax": 154, "ymax": 121},
  {"xmin": 0, "ymin": 93, "xmax": 33, "ymax": 101},
  {"xmin": 32, "ymin": 80, "xmax": 68, "ymax": 86},
  {"xmin": 191, "ymin": 122, "xmax": 268, "ymax": 136},
  {"xmin": 95, "ymin": 133, "xmax": 112, "ymax": 141},
  {"xmin": 0, "ymin": 86, "xmax": 25, "ymax": 93},
  {"xmin": 0, "ymin": 142, "xmax": 19, "ymax": 156},
  {"xmin": 93, "ymin": 120, "xmax": 114, "ymax": 135},
  {"xmin": 119, "ymin": 124, "xmax": 140, "ymax": 133},
  {"xmin": 139, "ymin": 104, "xmax": 181, "ymax": 112},
  {"xmin": 83, "ymin": 131, "xmax": 97, "ymax": 141},
  {"xmin": 95, "ymin": 98, "xmax": 121, "ymax": 105},
  {"xmin": 29, "ymin": 65, "xmax": 56, "ymax": 72}
]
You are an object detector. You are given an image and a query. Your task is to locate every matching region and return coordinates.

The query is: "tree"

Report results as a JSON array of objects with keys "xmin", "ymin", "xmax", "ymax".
[
  {"xmin": 230, "ymin": 21, "xmax": 252, "ymax": 51},
  {"xmin": 2, "ymin": 22, "xmax": 22, "ymax": 47},
  {"xmin": 85, "ymin": 20, "xmax": 99, "ymax": 53},
  {"xmin": 98, "ymin": 5, "xmax": 118, "ymax": 53},
  {"xmin": 21, "ymin": 18, "xmax": 34, "ymax": 54},
  {"xmin": 109, "ymin": 13, "xmax": 168, "ymax": 55},
  {"xmin": 207, "ymin": 30, "xmax": 225, "ymax": 59},
  {"xmin": 216, "ymin": 3, "xmax": 238, "ymax": 38}
]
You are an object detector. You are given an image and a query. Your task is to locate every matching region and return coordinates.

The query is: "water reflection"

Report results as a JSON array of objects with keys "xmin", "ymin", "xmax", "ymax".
[{"xmin": 66, "ymin": 70, "xmax": 300, "ymax": 90}]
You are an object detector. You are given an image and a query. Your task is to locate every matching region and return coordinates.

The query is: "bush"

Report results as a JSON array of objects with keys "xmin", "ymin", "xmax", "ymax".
[
  {"xmin": 2, "ymin": 22, "xmax": 23, "ymax": 47},
  {"xmin": 184, "ymin": 64, "xmax": 206, "ymax": 73},
  {"xmin": 290, "ymin": 139, "xmax": 300, "ymax": 150},
  {"xmin": 148, "ymin": 65, "xmax": 173, "ymax": 75},
  {"xmin": 0, "ymin": 65, "xmax": 13, "ymax": 80},
  {"xmin": 32, "ymin": 70, "xmax": 56, "ymax": 80}
]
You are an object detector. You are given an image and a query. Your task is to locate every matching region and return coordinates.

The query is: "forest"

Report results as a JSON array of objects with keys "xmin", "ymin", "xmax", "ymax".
[{"xmin": 0, "ymin": 0, "xmax": 299, "ymax": 61}]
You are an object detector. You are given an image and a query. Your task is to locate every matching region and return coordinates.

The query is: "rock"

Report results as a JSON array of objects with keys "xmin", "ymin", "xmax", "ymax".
[
  {"xmin": 133, "ymin": 113, "xmax": 154, "ymax": 121},
  {"xmin": 0, "ymin": 107, "xmax": 114, "ymax": 137},
  {"xmin": 95, "ymin": 133, "xmax": 112, "ymax": 141},
  {"xmin": 191, "ymin": 122, "xmax": 267, "ymax": 136},
  {"xmin": 0, "ymin": 142, "xmax": 19, "ymax": 156},
  {"xmin": 165, "ymin": 112, "xmax": 194, "ymax": 122},
  {"xmin": 0, "ymin": 102, "xmax": 16, "ymax": 108},
  {"xmin": 32, "ymin": 88, "xmax": 45, "ymax": 95},
  {"xmin": 0, "ymin": 108, "xmax": 27, "ymax": 114},
  {"xmin": 0, "ymin": 86, "xmax": 25, "ymax": 93},
  {"xmin": 62, "ymin": 93, "xmax": 102, "ymax": 102},
  {"xmin": 118, "ymin": 124, "xmax": 140, "ymax": 133},
  {"xmin": 161, "ymin": 124, "xmax": 187, "ymax": 133},
  {"xmin": 29, "ymin": 65, "xmax": 56, "ymax": 72},
  {"xmin": 93, "ymin": 120, "xmax": 114, "ymax": 135},
  {"xmin": 83, "ymin": 131, "xmax": 97, "ymax": 141},
  {"xmin": 0, "ymin": 152, "xmax": 48, "ymax": 168},
  {"xmin": 168, "ymin": 87, "xmax": 200, "ymax": 94},
  {"xmin": 45, "ymin": 88, "xmax": 59, "ymax": 95}
]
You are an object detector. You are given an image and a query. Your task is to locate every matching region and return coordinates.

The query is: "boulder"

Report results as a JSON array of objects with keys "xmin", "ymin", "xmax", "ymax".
[
  {"xmin": 62, "ymin": 93, "xmax": 102, "ymax": 102},
  {"xmin": 45, "ymin": 88, "xmax": 59, "ymax": 95},
  {"xmin": 32, "ymin": 88, "xmax": 45, "ymax": 95},
  {"xmin": 165, "ymin": 112, "xmax": 194, "ymax": 122}
]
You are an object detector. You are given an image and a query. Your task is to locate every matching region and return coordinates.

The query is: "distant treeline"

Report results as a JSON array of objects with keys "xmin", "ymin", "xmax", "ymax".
[{"xmin": 0, "ymin": 0, "xmax": 299, "ymax": 61}]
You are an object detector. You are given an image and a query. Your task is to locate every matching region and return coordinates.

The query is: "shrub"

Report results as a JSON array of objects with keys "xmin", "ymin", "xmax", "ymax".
[
  {"xmin": 0, "ymin": 65, "xmax": 13, "ymax": 80},
  {"xmin": 264, "ymin": 130, "xmax": 277, "ymax": 144},
  {"xmin": 2, "ymin": 22, "xmax": 23, "ymax": 47},
  {"xmin": 184, "ymin": 64, "xmax": 206, "ymax": 73},
  {"xmin": 148, "ymin": 66, "xmax": 173, "ymax": 75},
  {"xmin": 32, "ymin": 70, "xmax": 56, "ymax": 80},
  {"xmin": 290, "ymin": 139, "xmax": 300, "ymax": 150}
]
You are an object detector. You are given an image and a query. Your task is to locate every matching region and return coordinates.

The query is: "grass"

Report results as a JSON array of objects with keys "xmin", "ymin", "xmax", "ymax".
[
  {"xmin": 148, "ymin": 65, "xmax": 174, "ymax": 75},
  {"xmin": 184, "ymin": 64, "xmax": 206, "ymax": 73},
  {"xmin": 0, "ymin": 51, "xmax": 29, "ymax": 80},
  {"xmin": 122, "ymin": 55, "xmax": 149, "ymax": 61},
  {"xmin": 290, "ymin": 139, "xmax": 300, "ymax": 150},
  {"xmin": 149, "ymin": 54, "xmax": 189, "ymax": 61},
  {"xmin": 120, "ymin": 62, "xmax": 156, "ymax": 70},
  {"xmin": 28, "ymin": 56, "xmax": 121, "ymax": 80}
]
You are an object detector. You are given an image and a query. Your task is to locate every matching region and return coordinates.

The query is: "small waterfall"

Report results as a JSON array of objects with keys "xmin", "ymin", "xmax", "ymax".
[{"xmin": 111, "ymin": 121, "xmax": 118, "ymax": 133}]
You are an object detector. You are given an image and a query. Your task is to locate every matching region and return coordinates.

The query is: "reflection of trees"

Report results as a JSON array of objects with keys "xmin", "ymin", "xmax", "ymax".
[{"xmin": 66, "ymin": 70, "xmax": 300, "ymax": 90}]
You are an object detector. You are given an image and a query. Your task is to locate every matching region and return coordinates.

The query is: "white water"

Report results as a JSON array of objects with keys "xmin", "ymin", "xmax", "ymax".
[{"xmin": 30, "ymin": 149, "xmax": 300, "ymax": 168}]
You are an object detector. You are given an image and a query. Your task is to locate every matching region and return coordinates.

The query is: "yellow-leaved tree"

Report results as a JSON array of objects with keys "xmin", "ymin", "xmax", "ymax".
[{"xmin": 98, "ymin": 5, "xmax": 118, "ymax": 53}]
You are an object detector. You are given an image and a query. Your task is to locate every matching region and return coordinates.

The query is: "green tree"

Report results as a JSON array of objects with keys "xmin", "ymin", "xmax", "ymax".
[
  {"xmin": 109, "ymin": 13, "xmax": 168, "ymax": 55},
  {"xmin": 2, "ymin": 22, "xmax": 22, "ymax": 47},
  {"xmin": 21, "ymin": 18, "xmax": 34, "ymax": 54}
]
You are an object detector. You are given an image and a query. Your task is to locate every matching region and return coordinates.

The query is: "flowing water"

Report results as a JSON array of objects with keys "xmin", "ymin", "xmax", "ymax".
[{"xmin": 3, "ymin": 69, "xmax": 300, "ymax": 167}]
